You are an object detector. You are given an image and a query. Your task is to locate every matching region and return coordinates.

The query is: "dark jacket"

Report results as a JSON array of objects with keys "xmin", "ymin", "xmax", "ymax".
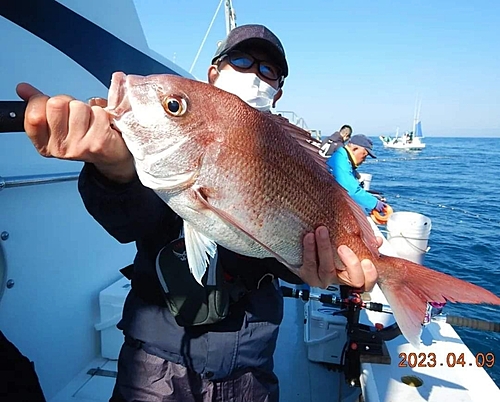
[
  {"xmin": 78, "ymin": 163, "xmax": 302, "ymax": 380},
  {"xmin": 320, "ymin": 131, "xmax": 345, "ymax": 156}
]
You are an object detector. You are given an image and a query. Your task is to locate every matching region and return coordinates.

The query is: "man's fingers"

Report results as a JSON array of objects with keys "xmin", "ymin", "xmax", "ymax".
[
  {"xmin": 88, "ymin": 97, "xmax": 108, "ymax": 108},
  {"xmin": 360, "ymin": 259, "xmax": 378, "ymax": 291},
  {"xmin": 315, "ymin": 226, "xmax": 335, "ymax": 287},
  {"xmin": 45, "ymin": 96, "xmax": 74, "ymax": 155},
  {"xmin": 298, "ymin": 233, "xmax": 321, "ymax": 287},
  {"xmin": 337, "ymin": 245, "xmax": 365, "ymax": 288},
  {"xmin": 22, "ymin": 92, "xmax": 50, "ymax": 151},
  {"xmin": 65, "ymin": 100, "xmax": 92, "ymax": 156},
  {"xmin": 299, "ymin": 230, "xmax": 381, "ymax": 290}
]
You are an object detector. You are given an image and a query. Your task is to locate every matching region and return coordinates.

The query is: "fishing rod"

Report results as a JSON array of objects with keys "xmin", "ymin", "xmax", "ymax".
[
  {"xmin": 282, "ymin": 285, "xmax": 393, "ymax": 318},
  {"xmin": 366, "ymin": 156, "xmax": 457, "ymax": 163},
  {"xmin": 282, "ymin": 285, "xmax": 500, "ymax": 334},
  {"xmin": 388, "ymin": 193, "xmax": 500, "ymax": 225},
  {"xmin": 0, "ymin": 101, "xmax": 25, "ymax": 133}
]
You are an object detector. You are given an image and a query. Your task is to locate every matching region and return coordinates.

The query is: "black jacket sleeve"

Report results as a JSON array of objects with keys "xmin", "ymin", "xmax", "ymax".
[{"xmin": 78, "ymin": 163, "xmax": 180, "ymax": 244}]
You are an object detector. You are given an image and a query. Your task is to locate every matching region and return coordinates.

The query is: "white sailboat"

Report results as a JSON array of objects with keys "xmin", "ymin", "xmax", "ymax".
[{"xmin": 380, "ymin": 98, "xmax": 426, "ymax": 150}]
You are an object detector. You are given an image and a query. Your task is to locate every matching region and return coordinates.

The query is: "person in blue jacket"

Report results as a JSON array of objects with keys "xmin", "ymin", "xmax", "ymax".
[{"xmin": 327, "ymin": 134, "xmax": 386, "ymax": 212}]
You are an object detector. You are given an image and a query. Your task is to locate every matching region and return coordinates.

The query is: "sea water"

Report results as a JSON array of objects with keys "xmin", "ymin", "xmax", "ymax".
[{"xmin": 358, "ymin": 136, "xmax": 500, "ymax": 386}]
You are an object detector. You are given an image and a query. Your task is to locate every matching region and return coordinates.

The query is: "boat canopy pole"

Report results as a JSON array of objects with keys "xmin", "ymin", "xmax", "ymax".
[
  {"xmin": 224, "ymin": 0, "xmax": 237, "ymax": 34},
  {"xmin": 189, "ymin": 0, "xmax": 225, "ymax": 74}
]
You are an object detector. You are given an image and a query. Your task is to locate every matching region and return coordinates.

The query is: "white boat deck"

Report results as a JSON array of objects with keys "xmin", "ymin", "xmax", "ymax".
[
  {"xmin": 362, "ymin": 319, "xmax": 500, "ymax": 402},
  {"xmin": 360, "ymin": 221, "xmax": 500, "ymax": 402},
  {"xmin": 50, "ymin": 359, "xmax": 116, "ymax": 402}
]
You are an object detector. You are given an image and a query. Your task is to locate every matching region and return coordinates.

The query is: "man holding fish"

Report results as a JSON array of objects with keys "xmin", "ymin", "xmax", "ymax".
[{"xmin": 17, "ymin": 25, "xmax": 381, "ymax": 402}]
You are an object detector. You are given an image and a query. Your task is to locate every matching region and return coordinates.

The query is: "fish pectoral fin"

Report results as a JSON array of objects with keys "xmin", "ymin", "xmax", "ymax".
[
  {"xmin": 194, "ymin": 188, "xmax": 298, "ymax": 271},
  {"xmin": 138, "ymin": 168, "xmax": 198, "ymax": 192},
  {"xmin": 137, "ymin": 152, "xmax": 204, "ymax": 192},
  {"xmin": 183, "ymin": 220, "xmax": 217, "ymax": 286}
]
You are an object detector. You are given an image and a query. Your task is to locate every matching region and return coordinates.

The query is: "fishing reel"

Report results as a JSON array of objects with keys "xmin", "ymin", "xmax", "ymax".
[{"xmin": 281, "ymin": 284, "xmax": 401, "ymax": 343}]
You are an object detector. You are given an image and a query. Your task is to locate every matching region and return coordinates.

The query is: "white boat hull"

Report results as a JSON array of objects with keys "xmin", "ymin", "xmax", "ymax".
[{"xmin": 379, "ymin": 135, "xmax": 426, "ymax": 150}]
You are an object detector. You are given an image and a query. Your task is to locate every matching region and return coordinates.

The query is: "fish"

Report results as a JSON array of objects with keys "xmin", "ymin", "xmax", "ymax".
[{"xmin": 106, "ymin": 71, "xmax": 500, "ymax": 347}]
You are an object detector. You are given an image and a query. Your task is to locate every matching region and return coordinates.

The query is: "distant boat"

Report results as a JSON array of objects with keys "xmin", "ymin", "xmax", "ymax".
[{"xmin": 379, "ymin": 98, "xmax": 426, "ymax": 151}]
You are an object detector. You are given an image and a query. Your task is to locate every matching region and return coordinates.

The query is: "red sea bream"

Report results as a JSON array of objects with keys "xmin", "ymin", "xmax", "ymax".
[{"xmin": 106, "ymin": 72, "xmax": 500, "ymax": 347}]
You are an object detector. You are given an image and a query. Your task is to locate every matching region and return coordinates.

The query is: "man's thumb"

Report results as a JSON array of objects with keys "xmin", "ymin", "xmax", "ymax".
[{"xmin": 16, "ymin": 83, "xmax": 44, "ymax": 101}]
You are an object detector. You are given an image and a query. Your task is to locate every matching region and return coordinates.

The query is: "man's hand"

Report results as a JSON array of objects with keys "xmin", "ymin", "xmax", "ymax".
[
  {"xmin": 374, "ymin": 200, "xmax": 387, "ymax": 212},
  {"xmin": 298, "ymin": 226, "xmax": 381, "ymax": 291},
  {"xmin": 16, "ymin": 83, "xmax": 135, "ymax": 183}
]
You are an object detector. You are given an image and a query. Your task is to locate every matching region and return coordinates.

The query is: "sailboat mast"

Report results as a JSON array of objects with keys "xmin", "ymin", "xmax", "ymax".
[
  {"xmin": 224, "ymin": 0, "xmax": 237, "ymax": 34},
  {"xmin": 412, "ymin": 95, "xmax": 421, "ymax": 135}
]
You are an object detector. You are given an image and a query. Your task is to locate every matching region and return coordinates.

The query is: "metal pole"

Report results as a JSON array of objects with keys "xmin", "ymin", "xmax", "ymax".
[
  {"xmin": 189, "ymin": 0, "xmax": 225, "ymax": 74},
  {"xmin": 0, "ymin": 172, "xmax": 80, "ymax": 191}
]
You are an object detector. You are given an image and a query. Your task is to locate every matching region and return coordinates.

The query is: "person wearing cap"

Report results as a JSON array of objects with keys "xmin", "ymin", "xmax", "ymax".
[
  {"xmin": 208, "ymin": 24, "xmax": 288, "ymax": 112},
  {"xmin": 327, "ymin": 134, "xmax": 387, "ymax": 212},
  {"xmin": 17, "ymin": 24, "xmax": 380, "ymax": 402},
  {"xmin": 320, "ymin": 124, "xmax": 353, "ymax": 157}
]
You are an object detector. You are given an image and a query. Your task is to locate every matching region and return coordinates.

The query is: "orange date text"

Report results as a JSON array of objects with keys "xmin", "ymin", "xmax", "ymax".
[{"xmin": 398, "ymin": 352, "xmax": 495, "ymax": 368}]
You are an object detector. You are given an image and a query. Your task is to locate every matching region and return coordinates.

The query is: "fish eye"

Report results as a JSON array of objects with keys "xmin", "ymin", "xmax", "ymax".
[{"xmin": 162, "ymin": 95, "xmax": 187, "ymax": 116}]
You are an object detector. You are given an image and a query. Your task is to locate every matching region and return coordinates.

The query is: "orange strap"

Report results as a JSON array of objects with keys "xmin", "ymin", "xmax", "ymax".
[{"xmin": 370, "ymin": 204, "xmax": 394, "ymax": 225}]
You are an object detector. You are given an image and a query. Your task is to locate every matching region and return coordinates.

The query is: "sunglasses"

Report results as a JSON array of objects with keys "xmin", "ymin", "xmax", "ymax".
[{"xmin": 219, "ymin": 51, "xmax": 283, "ymax": 83}]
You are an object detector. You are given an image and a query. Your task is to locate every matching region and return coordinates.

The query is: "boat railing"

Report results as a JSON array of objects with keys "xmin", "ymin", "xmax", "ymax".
[
  {"xmin": 0, "ymin": 172, "xmax": 80, "ymax": 191},
  {"xmin": 275, "ymin": 110, "xmax": 309, "ymax": 129},
  {"xmin": 275, "ymin": 110, "xmax": 322, "ymax": 142}
]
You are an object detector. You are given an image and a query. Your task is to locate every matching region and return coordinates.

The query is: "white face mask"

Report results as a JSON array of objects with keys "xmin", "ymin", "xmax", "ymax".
[{"xmin": 214, "ymin": 69, "xmax": 279, "ymax": 112}]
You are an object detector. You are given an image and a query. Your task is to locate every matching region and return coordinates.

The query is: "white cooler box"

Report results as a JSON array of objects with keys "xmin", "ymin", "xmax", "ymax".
[
  {"xmin": 95, "ymin": 277, "xmax": 131, "ymax": 360},
  {"xmin": 304, "ymin": 298, "xmax": 348, "ymax": 365}
]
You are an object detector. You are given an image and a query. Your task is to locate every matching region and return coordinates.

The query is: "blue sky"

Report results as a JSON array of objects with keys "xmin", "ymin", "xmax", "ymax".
[{"xmin": 133, "ymin": 0, "xmax": 500, "ymax": 137}]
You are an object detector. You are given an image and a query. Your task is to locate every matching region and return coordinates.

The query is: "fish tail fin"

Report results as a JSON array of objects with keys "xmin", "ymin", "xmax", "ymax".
[{"xmin": 376, "ymin": 255, "xmax": 500, "ymax": 348}]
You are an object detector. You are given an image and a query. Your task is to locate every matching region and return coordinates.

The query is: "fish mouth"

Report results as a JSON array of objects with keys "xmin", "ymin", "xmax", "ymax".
[{"xmin": 106, "ymin": 71, "xmax": 131, "ymax": 118}]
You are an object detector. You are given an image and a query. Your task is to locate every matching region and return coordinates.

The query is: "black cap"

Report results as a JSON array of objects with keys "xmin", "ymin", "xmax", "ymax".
[
  {"xmin": 349, "ymin": 134, "xmax": 377, "ymax": 158},
  {"xmin": 212, "ymin": 24, "xmax": 288, "ymax": 78}
]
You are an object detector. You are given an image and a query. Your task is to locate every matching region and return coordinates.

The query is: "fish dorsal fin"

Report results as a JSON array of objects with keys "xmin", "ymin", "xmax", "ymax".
[
  {"xmin": 269, "ymin": 114, "xmax": 330, "ymax": 174},
  {"xmin": 183, "ymin": 220, "xmax": 217, "ymax": 285}
]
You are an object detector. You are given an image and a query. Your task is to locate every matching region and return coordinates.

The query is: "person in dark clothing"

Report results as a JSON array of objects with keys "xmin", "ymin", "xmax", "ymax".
[
  {"xmin": 320, "ymin": 124, "xmax": 352, "ymax": 157},
  {"xmin": 17, "ymin": 25, "xmax": 379, "ymax": 402},
  {"xmin": 0, "ymin": 331, "xmax": 46, "ymax": 402}
]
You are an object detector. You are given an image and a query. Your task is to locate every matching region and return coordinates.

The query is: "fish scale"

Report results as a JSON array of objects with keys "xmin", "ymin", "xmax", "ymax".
[{"xmin": 107, "ymin": 71, "xmax": 500, "ymax": 348}]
